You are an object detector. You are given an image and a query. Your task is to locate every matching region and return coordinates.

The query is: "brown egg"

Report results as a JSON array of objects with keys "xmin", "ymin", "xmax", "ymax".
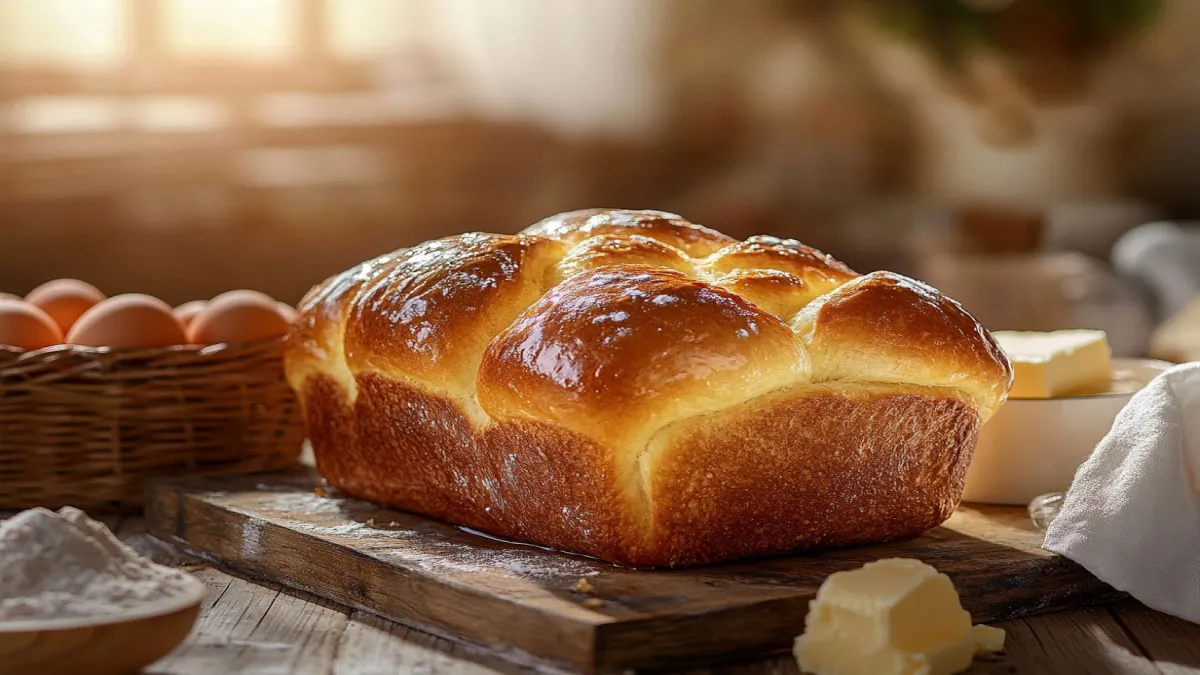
[
  {"xmin": 188, "ymin": 291, "xmax": 291, "ymax": 345},
  {"xmin": 210, "ymin": 289, "xmax": 276, "ymax": 306},
  {"xmin": 0, "ymin": 299, "xmax": 63, "ymax": 351},
  {"xmin": 25, "ymin": 279, "xmax": 105, "ymax": 333},
  {"xmin": 174, "ymin": 300, "xmax": 208, "ymax": 330},
  {"xmin": 67, "ymin": 294, "xmax": 187, "ymax": 349}
]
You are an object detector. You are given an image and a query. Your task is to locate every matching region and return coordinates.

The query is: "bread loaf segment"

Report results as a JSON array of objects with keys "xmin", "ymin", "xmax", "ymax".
[
  {"xmin": 792, "ymin": 272, "xmax": 1013, "ymax": 419},
  {"xmin": 703, "ymin": 235, "xmax": 857, "ymax": 289},
  {"xmin": 554, "ymin": 234, "xmax": 696, "ymax": 283},
  {"xmin": 477, "ymin": 265, "xmax": 808, "ymax": 451},
  {"xmin": 341, "ymin": 233, "xmax": 565, "ymax": 414},
  {"xmin": 285, "ymin": 208, "xmax": 1013, "ymax": 567},
  {"xmin": 639, "ymin": 382, "xmax": 979, "ymax": 564},
  {"xmin": 525, "ymin": 208, "xmax": 735, "ymax": 257},
  {"xmin": 699, "ymin": 236, "xmax": 856, "ymax": 322},
  {"xmin": 710, "ymin": 270, "xmax": 814, "ymax": 320},
  {"xmin": 286, "ymin": 250, "xmax": 403, "ymax": 401}
]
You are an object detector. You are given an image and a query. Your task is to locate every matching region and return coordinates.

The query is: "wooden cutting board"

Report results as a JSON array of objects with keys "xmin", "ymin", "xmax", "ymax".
[{"xmin": 144, "ymin": 470, "xmax": 1120, "ymax": 674}]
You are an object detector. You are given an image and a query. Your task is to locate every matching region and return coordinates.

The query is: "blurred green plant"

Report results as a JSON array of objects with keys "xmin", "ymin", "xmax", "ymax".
[
  {"xmin": 856, "ymin": 0, "xmax": 1163, "ymax": 71},
  {"xmin": 772, "ymin": 0, "xmax": 1167, "ymax": 144}
]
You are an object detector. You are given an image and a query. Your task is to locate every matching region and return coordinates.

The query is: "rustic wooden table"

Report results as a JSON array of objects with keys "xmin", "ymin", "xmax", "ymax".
[
  {"xmin": 7, "ymin": 507, "xmax": 1197, "ymax": 675},
  {"xmin": 72, "ymin": 516, "xmax": 1192, "ymax": 675}
]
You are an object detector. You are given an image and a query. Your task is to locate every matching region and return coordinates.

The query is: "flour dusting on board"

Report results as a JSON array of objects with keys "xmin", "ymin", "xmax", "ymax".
[
  {"xmin": 252, "ymin": 491, "xmax": 603, "ymax": 579},
  {"xmin": 241, "ymin": 518, "xmax": 265, "ymax": 558},
  {"xmin": 390, "ymin": 544, "xmax": 604, "ymax": 579},
  {"xmin": 0, "ymin": 507, "xmax": 197, "ymax": 621},
  {"xmin": 255, "ymin": 491, "xmax": 345, "ymax": 516}
]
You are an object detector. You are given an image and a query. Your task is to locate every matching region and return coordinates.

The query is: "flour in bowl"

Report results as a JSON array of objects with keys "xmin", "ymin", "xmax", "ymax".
[{"xmin": 0, "ymin": 506, "xmax": 196, "ymax": 621}]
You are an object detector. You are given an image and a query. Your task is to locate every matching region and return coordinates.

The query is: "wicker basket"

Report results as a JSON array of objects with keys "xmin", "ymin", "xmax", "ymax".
[{"xmin": 0, "ymin": 338, "xmax": 303, "ymax": 511}]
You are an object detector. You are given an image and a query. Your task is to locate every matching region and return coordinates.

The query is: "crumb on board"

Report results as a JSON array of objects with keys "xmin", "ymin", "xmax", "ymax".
[
  {"xmin": 573, "ymin": 578, "xmax": 596, "ymax": 594},
  {"xmin": 313, "ymin": 487, "xmax": 328, "ymax": 498},
  {"xmin": 581, "ymin": 598, "xmax": 605, "ymax": 609},
  {"xmin": 366, "ymin": 518, "xmax": 377, "ymax": 528},
  {"xmin": 389, "ymin": 521, "xmax": 398, "ymax": 528}
]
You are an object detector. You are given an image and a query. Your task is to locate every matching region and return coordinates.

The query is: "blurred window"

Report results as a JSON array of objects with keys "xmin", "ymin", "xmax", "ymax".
[
  {"xmin": 329, "ymin": 0, "xmax": 426, "ymax": 59},
  {"xmin": 161, "ymin": 0, "xmax": 298, "ymax": 61},
  {"xmin": 0, "ymin": 0, "xmax": 127, "ymax": 68},
  {"xmin": 0, "ymin": 0, "xmax": 436, "ymax": 67}
]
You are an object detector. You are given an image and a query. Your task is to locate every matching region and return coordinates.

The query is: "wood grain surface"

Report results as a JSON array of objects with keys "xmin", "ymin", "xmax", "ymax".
[
  {"xmin": 2, "ymin": 510, "xmax": 1196, "ymax": 674},
  {"xmin": 144, "ymin": 569, "xmax": 1197, "ymax": 675},
  {"xmin": 143, "ymin": 470, "xmax": 1125, "ymax": 674}
]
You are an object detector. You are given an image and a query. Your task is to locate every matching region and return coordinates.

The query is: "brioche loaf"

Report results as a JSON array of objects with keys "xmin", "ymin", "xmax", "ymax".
[{"xmin": 285, "ymin": 209, "xmax": 1013, "ymax": 567}]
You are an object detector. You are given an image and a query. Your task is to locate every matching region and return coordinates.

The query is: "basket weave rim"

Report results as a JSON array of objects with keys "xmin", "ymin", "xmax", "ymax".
[
  {"xmin": 0, "ymin": 332, "xmax": 304, "ymax": 512},
  {"xmin": 0, "ymin": 335, "xmax": 290, "ymax": 362}
]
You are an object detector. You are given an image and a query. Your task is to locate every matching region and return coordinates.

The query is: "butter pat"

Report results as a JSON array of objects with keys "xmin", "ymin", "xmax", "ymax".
[
  {"xmin": 970, "ymin": 624, "xmax": 1006, "ymax": 653},
  {"xmin": 993, "ymin": 330, "xmax": 1111, "ymax": 398},
  {"xmin": 794, "ymin": 559, "xmax": 1004, "ymax": 675}
]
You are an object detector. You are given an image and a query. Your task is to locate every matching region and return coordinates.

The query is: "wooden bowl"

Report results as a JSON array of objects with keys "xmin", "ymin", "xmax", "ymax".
[{"xmin": 0, "ymin": 574, "xmax": 206, "ymax": 675}]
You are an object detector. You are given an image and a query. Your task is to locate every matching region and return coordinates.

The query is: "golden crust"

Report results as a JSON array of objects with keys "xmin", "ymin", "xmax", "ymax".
[
  {"xmin": 712, "ymin": 269, "xmax": 818, "ymax": 320},
  {"xmin": 478, "ymin": 266, "xmax": 806, "ymax": 452},
  {"xmin": 342, "ymin": 233, "xmax": 565, "ymax": 403},
  {"xmin": 554, "ymin": 234, "xmax": 696, "ymax": 283},
  {"xmin": 700, "ymin": 237, "xmax": 858, "ymax": 322},
  {"xmin": 792, "ymin": 271, "xmax": 1014, "ymax": 419},
  {"xmin": 286, "ymin": 208, "xmax": 1013, "ymax": 567},
  {"xmin": 524, "ymin": 208, "xmax": 735, "ymax": 258},
  {"xmin": 703, "ymin": 236, "xmax": 857, "ymax": 292},
  {"xmin": 285, "ymin": 250, "xmax": 404, "ymax": 399},
  {"xmin": 300, "ymin": 374, "xmax": 979, "ymax": 567},
  {"xmin": 640, "ymin": 383, "xmax": 978, "ymax": 565}
]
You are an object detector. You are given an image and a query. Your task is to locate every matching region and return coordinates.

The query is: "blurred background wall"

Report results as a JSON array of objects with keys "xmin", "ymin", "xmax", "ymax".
[{"xmin": 4, "ymin": 0, "xmax": 1200, "ymax": 355}]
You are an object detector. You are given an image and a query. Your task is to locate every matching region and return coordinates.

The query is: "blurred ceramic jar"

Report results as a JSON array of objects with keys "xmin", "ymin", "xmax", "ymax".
[
  {"xmin": 919, "ymin": 250, "xmax": 1153, "ymax": 357},
  {"xmin": 1114, "ymin": 221, "xmax": 1200, "ymax": 362}
]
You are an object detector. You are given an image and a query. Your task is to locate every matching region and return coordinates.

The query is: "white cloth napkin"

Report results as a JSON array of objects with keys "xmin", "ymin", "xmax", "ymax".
[{"xmin": 1044, "ymin": 362, "xmax": 1200, "ymax": 623}]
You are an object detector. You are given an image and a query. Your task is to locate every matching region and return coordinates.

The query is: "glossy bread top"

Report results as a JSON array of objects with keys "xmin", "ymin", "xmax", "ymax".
[
  {"xmin": 792, "ymin": 271, "xmax": 1013, "ymax": 413},
  {"xmin": 525, "ymin": 208, "xmax": 736, "ymax": 257},
  {"xmin": 286, "ymin": 209, "xmax": 1013, "ymax": 447},
  {"xmin": 478, "ymin": 265, "xmax": 808, "ymax": 450}
]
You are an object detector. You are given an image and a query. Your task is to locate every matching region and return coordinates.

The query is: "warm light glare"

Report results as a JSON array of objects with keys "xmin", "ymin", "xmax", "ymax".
[
  {"xmin": 131, "ymin": 96, "xmax": 230, "ymax": 133},
  {"xmin": 329, "ymin": 0, "xmax": 423, "ymax": 59},
  {"xmin": 162, "ymin": 0, "xmax": 297, "ymax": 61},
  {"xmin": 0, "ymin": 0, "xmax": 126, "ymax": 67},
  {"xmin": 8, "ymin": 96, "xmax": 125, "ymax": 134},
  {"xmin": 239, "ymin": 146, "xmax": 390, "ymax": 187}
]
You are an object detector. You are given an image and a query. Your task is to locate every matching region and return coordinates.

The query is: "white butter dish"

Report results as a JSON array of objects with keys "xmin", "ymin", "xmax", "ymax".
[{"xmin": 962, "ymin": 358, "xmax": 1173, "ymax": 505}]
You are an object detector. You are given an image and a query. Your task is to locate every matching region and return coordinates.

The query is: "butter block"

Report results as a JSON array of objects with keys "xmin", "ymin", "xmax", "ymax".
[
  {"xmin": 794, "ymin": 559, "xmax": 1004, "ymax": 675},
  {"xmin": 993, "ymin": 330, "xmax": 1111, "ymax": 398}
]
